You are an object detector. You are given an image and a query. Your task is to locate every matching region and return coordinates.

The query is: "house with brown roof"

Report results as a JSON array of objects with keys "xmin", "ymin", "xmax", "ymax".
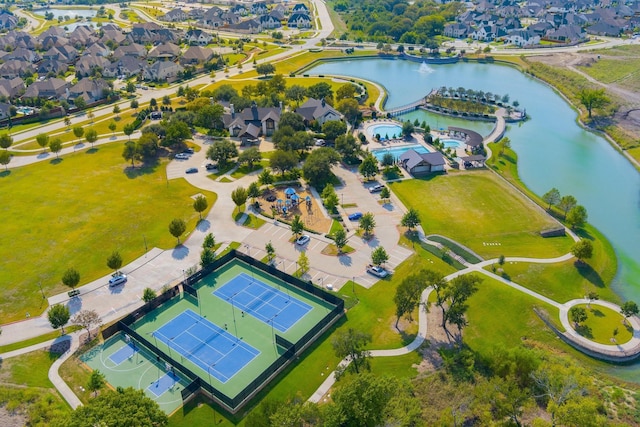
[
  {"xmin": 223, "ymin": 101, "xmax": 280, "ymax": 137},
  {"xmin": 180, "ymin": 46, "xmax": 215, "ymax": 65},
  {"xmin": 22, "ymin": 78, "xmax": 68, "ymax": 100},
  {"xmin": 148, "ymin": 42, "xmax": 181, "ymax": 60},
  {"xmin": 143, "ymin": 61, "xmax": 184, "ymax": 81},
  {"xmin": 67, "ymin": 77, "xmax": 110, "ymax": 104},
  {"xmin": 0, "ymin": 77, "xmax": 24, "ymax": 98}
]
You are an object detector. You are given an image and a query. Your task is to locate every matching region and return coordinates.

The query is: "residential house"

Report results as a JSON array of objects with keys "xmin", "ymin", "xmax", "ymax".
[
  {"xmin": 148, "ymin": 42, "xmax": 181, "ymax": 60},
  {"xmin": 295, "ymin": 98, "xmax": 343, "ymax": 126},
  {"xmin": 230, "ymin": 4, "xmax": 248, "ymax": 16},
  {"xmin": 75, "ymin": 55, "xmax": 110, "ymax": 77},
  {"xmin": 260, "ymin": 14, "xmax": 281, "ymax": 29},
  {"xmin": 37, "ymin": 59, "xmax": 69, "ymax": 76},
  {"xmin": 505, "ymin": 29, "xmax": 540, "ymax": 46},
  {"xmin": 185, "ymin": 29, "xmax": 213, "ymax": 45},
  {"xmin": 288, "ymin": 13, "xmax": 311, "ymax": 28},
  {"xmin": 444, "ymin": 23, "xmax": 472, "ymax": 38},
  {"xmin": 2, "ymin": 31, "xmax": 36, "ymax": 50},
  {"xmin": 199, "ymin": 13, "xmax": 224, "ymax": 28},
  {"xmin": 269, "ymin": 7, "xmax": 286, "ymax": 21},
  {"xmin": 67, "ymin": 77, "xmax": 110, "ymax": 104},
  {"xmin": 545, "ymin": 25, "xmax": 586, "ymax": 42},
  {"xmin": 0, "ymin": 59, "xmax": 34, "ymax": 78},
  {"xmin": 22, "ymin": 78, "xmax": 68, "ymax": 100},
  {"xmin": 188, "ymin": 8, "xmax": 205, "ymax": 19},
  {"xmin": 5, "ymin": 47, "xmax": 40, "ymax": 63},
  {"xmin": 84, "ymin": 42, "xmax": 110, "ymax": 58},
  {"xmin": 586, "ymin": 21, "xmax": 623, "ymax": 36},
  {"xmin": 220, "ymin": 11, "xmax": 240, "ymax": 25},
  {"xmin": 0, "ymin": 102, "xmax": 12, "ymax": 120},
  {"xmin": 161, "ymin": 8, "xmax": 188, "ymax": 22},
  {"xmin": 223, "ymin": 101, "xmax": 280, "ymax": 137},
  {"xmin": 0, "ymin": 10, "xmax": 18, "ymax": 30},
  {"xmin": 292, "ymin": 3, "xmax": 309, "ymax": 14},
  {"xmin": 528, "ymin": 21, "xmax": 554, "ymax": 36},
  {"xmin": 0, "ymin": 77, "xmax": 24, "ymax": 98},
  {"xmin": 471, "ymin": 25, "xmax": 496, "ymax": 41},
  {"xmin": 180, "ymin": 46, "xmax": 215, "ymax": 65},
  {"xmin": 104, "ymin": 56, "xmax": 146, "ymax": 78},
  {"xmin": 114, "ymin": 43, "xmax": 147, "ymax": 59},
  {"xmin": 69, "ymin": 25, "xmax": 97, "ymax": 47},
  {"xmin": 42, "ymin": 45, "xmax": 78, "ymax": 63},
  {"xmin": 228, "ymin": 19, "xmax": 262, "ymax": 34},
  {"xmin": 100, "ymin": 29, "xmax": 127, "ymax": 45},
  {"xmin": 39, "ymin": 34, "xmax": 69, "ymax": 50},
  {"xmin": 251, "ymin": 2, "xmax": 268, "ymax": 15},
  {"xmin": 399, "ymin": 149, "xmax": 446, "ymax": 175},
  {"xmin": 143, "ymin": 61, "xmax": 184, "ymax": 81}
]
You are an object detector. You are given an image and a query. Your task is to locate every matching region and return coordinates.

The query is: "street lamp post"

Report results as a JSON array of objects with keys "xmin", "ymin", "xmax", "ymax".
[
  {"xmin": 143, "ymin": 234, "xmax": 148, "ymax": 254},
  {"xmin": 38, "ymin": 281, "xmax": 45, "ymax": 300}
]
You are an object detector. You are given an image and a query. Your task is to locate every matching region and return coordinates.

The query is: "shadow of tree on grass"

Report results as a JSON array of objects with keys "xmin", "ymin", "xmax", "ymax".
[
  {"xmin": 124, "ymin": 158, "xmax": 160, "ymax": 179},
  {"xmin": 0, "ymin": 170, "xmax": 11, "ymax": 177},
  {"xmin": 575, "ymin": 260, "xmax": 605, "ymax": 288},
  {"xmin": 575, "ymin": 324, "xmax": 593, "ymax": 339},
  {"xmin": 86, "ymin": 148, "xmax": 99, "ymax": 154},
  {"xmin": 50, "ymin": 158, "xmax": 63, "ymax": 165}
]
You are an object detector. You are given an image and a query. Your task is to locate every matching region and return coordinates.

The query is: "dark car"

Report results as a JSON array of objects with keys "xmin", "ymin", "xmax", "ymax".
[
  {"xmin": 186, "ymin": 167, "xmax": 198, "ymax": 174},
  {"xmin": 184, "ymin": 148, "xmax": 194, "ymax": 154},
  {"xmin": 205, "ymin": 163, "xmax": 217, "ymax": 171},
  {"xmin": 348, "ymin": 212, "xmax": 363, "ymax": 221}
]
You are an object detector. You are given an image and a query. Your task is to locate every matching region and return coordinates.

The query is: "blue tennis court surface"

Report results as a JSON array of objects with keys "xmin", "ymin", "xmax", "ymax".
[
  {"xmin": 147, "ymin": 372, "xmax": 180, "ymax": 397},
  {"xmin": 213, "ymin": 273, "xmax": 312, "ymax": 332},
  {"xmin": 153, "ymin": 310, "xmax": 259, "ymax": 383},
  {"xmin": 109, "ymin": 343, "xmax": 137, "ymax": 365}
]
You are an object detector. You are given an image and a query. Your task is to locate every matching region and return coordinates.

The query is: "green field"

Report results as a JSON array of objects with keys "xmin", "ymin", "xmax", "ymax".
[
  {"xmin": 390, "ymin": 171, "xmax": 574, "ymax": 259},
  {"xmin": 574, "ymin": 304, "xmax": 632, "ymax": 345},
  {"xmin": 0, "ymin": 144, "xmax": 216, "ymax": 322}
]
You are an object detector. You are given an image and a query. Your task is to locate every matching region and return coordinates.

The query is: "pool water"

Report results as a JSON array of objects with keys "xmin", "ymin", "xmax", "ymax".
[
  {"xmin": 441, "ymin": 139, "xmax": 465, "ymax": 149},
  {"xmin": 367, "ymin": 124, "xmax": 403, "ymax": 140},
  {"xmin": 371, "ymin": 144, "xmax": 428, "ymax": 162}
]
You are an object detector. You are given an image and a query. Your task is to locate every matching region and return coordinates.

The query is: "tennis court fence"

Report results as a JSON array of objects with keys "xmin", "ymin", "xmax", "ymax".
[{"xmin": 101, "ymin": 251, "xmax": 344, "ymax": 414}]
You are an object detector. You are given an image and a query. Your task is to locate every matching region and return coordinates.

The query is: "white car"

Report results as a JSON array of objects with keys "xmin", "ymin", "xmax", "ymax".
[
  {"xmin": 369, "ymin": 184, "xmax": 385, "ymax": 193},
  {"xmin": 296, "ymin": 235, "xmax": 311, "ymax": 245},
  {"xmin": 367, "ymin": 265, "xmax": 388, "ymax": 278},
  {"xmin": 108, "ymin": 274, "xmax": 127, "ymax": 287},
  {"xmin": 315, "ymin": 139, "xmax": 326, "ymax": 146},
  {"xmin": 175, "ymin": 153, "xmax": 190, "ymax": 160}
]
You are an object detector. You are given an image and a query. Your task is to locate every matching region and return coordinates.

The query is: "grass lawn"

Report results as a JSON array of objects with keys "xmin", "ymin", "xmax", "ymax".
[
  {"xmin": 236, "ymin": 213, "xmax": 266, "ymax": 229},
  {"xmin": 207, "ymin": 163, "xmax": 236, "ymax": 179},
  {"xmin": 321, "ymin": 243, "xmax": 355, "ymax": 255},
  {"xmin": 0, "ymin": 327, "xmax": 80, "ymax": 354},
  {"xmin": 0, "ymin": 350, "xmax": 57, "ymax": 388},
  {"xmin": 485, "ymin": 225, "xmax": 618, "ymax": 304},
  {"xmin": 369, "ymin": 351, "xmax": 422, "ymax": 379},
  {"xmin": 390, "ymin": 171, "xmax": 574, "ymax": 259},
  {"xmin": 574, "ymin": 304, "xmax": 633, "ymax": 345},
  {"xmin": 230, "ymin": 160, "xmax": 267, "ymax": 179},
  {"xmin": 464, "ymin": 275, "xmax": 564, "ymax": 358},
  {"xmin": 0, "ymin": 144, "xmax": 216, "ymax": 323}
]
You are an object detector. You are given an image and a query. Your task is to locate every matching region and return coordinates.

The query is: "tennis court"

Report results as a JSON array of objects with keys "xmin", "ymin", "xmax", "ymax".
[
  {"xmin": 153, "ymin": 309, "xmax": 260, "ymax": 383},
  {"xmin": 213, "ymin": 273, "xmax": 312, "ymax": 332}
]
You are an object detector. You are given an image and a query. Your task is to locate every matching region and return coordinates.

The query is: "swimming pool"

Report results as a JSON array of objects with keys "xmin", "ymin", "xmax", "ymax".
[
  {"xmin": 371, "ymin": 144, "xmax": 429, "ymax": 162},
  {"xmin": 367, "ymin": 124, "xmax": 403, "ymax": 140},
  {"xmin": 441, "ymin": 139, "xmax": 465, "ymax": 149}
]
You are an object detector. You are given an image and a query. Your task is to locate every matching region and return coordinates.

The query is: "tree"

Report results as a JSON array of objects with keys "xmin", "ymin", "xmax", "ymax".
[
  {"xmin": 578, "ymin": 88, "xmax": 610, "ymax": 118},
  {"xmin": 302, "ymin": 147, "xmax": 340, "ymax": 188},
  {"xmin": 49, "ymin": 139, "xmax": 62, "ymax": 158},
  {"xmin": 130, "ymin": 99, "xmax": 139, "ymax": 111},
  {"xmin": 203, "ymin": 233, "xmax": 215, "ymax": 249},
  {"xmin": 499, "ymin": 137, "xmax": 511, "ymax": 156},
  {"xmin": 394, "ymin": 273, "xmax": 424, "ymax": 329},
  {"xmin": 435, "ymin": 274, "xmax": 481, "ymax": 340},
  {"xmin": 358, "ymin": 153, "xmax": 378, "ymax": 180},
  {"xmin": 306, "ymin": 82, "xmax": 334, "ymax": 102},
  {"xmin": 322, "ymin": 120, "xmax": 347, "ymax": 141},
  {"xmin": 270, "ymin": 149, "xmax": 299, "ymax": 176},
  {"xmin": 0, "ymin": 150, "xmax": 10, "ymax": 170},
  {"xmin": 142, "ymin": 288, "xmax": 157, "ymax": 303},
  {"xmin": 247, "ymin": 181, "xmax": 261, "ymax": 203},
  {"xmin": 337, "ymin": 98, "xmax": 360, "ymax": 125},
  {"xmin": 62, "ymin": 267, "xmax": 80, "ymax": 290},
  {"xmin": 190, "ymin": 195, "xmax": 208, "ymax": 220},
  {"xmin": 620, "ymin": 301, "xmax": 639, "ymax": 324},
  {"xmin": 285, "ymin": 85, "xmax": 307, "ymax": 107},
  {"xmin": 87, "ymin": 109, "xmax": 95, "ymax": 123},
  {"xmin": 238, "ymin": 147, "xmax": 262, "ymax": 169},
  {"xmin": 0, "ymin": 132, "xmax": 12, "ymax": 150},
  {"xmin": 334, "ymin": 228, "xmax": 348, "ymax": 254},
  {"xmin": 163, "ymin": 121, "xmax": 191, "ymax": 148},
  {"xmin": 229, "ymin": 185, "xmax": 247, "ymax": 212},
  {"xmin": 123, "ymin": 123, "xmax": 135, "ymax": 141},
  {"xmin": 113, "ymin": 105, "xmax": 121, "ymax": 117},
  {"xmin": 256, "ymin": 63, "xmax": 276, "ymax": 76},
  {"xmin": 297, "ymin": 251, "xmax": 309, "ymax": 275},
  {"xmin": 64, "ymin": 117, "xmax": 72, "ymax": 129},
  {"xmin": 74, "ymin": 97, "xmax": 86, "ymax": 110},
  {"xmin": 108, "ymin": 121, "xmax": 117, "ymax": 136},
  {"xmin": 66, "ymin": 387, "xmax": 168, "ymax": 427},
  {"xmin": 122, "ymin": 140, "xmax": 139, "ymax": 167},
  {"xmin": 87, "ymin": 370, "xmax": 106, "ymax": 397},
  {"xmin": 48, "ymin": 304, "xmax": 70, "ymax": 334},
  {"xmin": 571, "ymin": 239, "xmax": 593, "ymax": 264},
  {"xmin": 401, "ymin": 120, "xmax": 414, "ymax": 138},
  {"xmin": 162, "ymin": 95, "xmax": 171, "ymax": 106},
  {"xmin": 265, "ymin": 241, "xmax": 276, "ymax": 263},
  {"xmin": 200, "ymin": 247, "xmax": 215, "ymax": 268},
  {"xmin": 85, "ymin": 128, "xmax": 98, "ymax": 148},
  {"xmin": 331, "ymin": 328, "xmax": 372, "ymax": 375},
  {"xmin": 278, "ymin": 112, "xmax": 306, "ymax": 131},
  {"xmin": 36, "ymin": 133, "xmax": 49, "ymax": 153},
  {"xmin": 569, "ymin": 306, "xmax": 588, "ymax": 328},
  {"xmin": 586, "ymin": 291, "xmax": 599, "ymax": 308},
  {"xmin": 566, "ymin": 205, "xmax": 588, "ymax": 229},
  {"xmin": 149, "ymin": 98, "xmax": 157, "ymax": 109},
  {"xmin": 380, "ymin": 186, "xmax": 391, "ymax": 203},
  {"xmin": 371, "ymin": 246, "xmax": 389, "ymax": 267},
  {"xmin": 73, "ymin": 126, "xmax": 84, "ymax": 144},
  {"xmin": 401, "ymin": 208, "xmax": 421, "ymax": 231},
  {"xmin": 126, "ymin": 81, "xmax": 136, "ymax": 93},
  {"xmin": 336, "ymin": 83, "xmax": 357, "ymax": 100},
  {"xmin": 543, "ymin": 187, "xmax": 561, "ymax": 210},
  {"xmin": 290, "ymin": 214, "xmax": 304, "ymax": 238},
  {"xmin": 169, "ymin": 218, "xmax": 187, "ymax": 244},
  {"xmin": 72, "ymin": 309, "xmax": 101, "ymax": 339},
  {"xmin": 335, "ymin": 133, "xmax": 359, "ymax": 162},
  {"xmin": 106, "ymin": 251, "xmax": 122, "ymax": 274},
  {"xmin": 258, "ymin": 169, "xmax": 273, "ymax": 187},
  {"xmin": 359, "ymin": 212, "xmax": 376, "ymax": 238},
  {"xmin": 558, "ymin": 195, "xmax": 577, "ymax": 219},
  {"xmin": 207, "ymin": 139, "xmax": 239, "ymax": 167}
]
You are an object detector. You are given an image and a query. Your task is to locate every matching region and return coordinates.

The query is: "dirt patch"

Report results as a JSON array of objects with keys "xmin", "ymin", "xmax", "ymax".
[
  {"xmin": 414, "ymin": 306, "xmax": 456, "ymax": 374},
  {"xmin": 0, "ymin": 405, "xmax": 26, "ymax": 427}
]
